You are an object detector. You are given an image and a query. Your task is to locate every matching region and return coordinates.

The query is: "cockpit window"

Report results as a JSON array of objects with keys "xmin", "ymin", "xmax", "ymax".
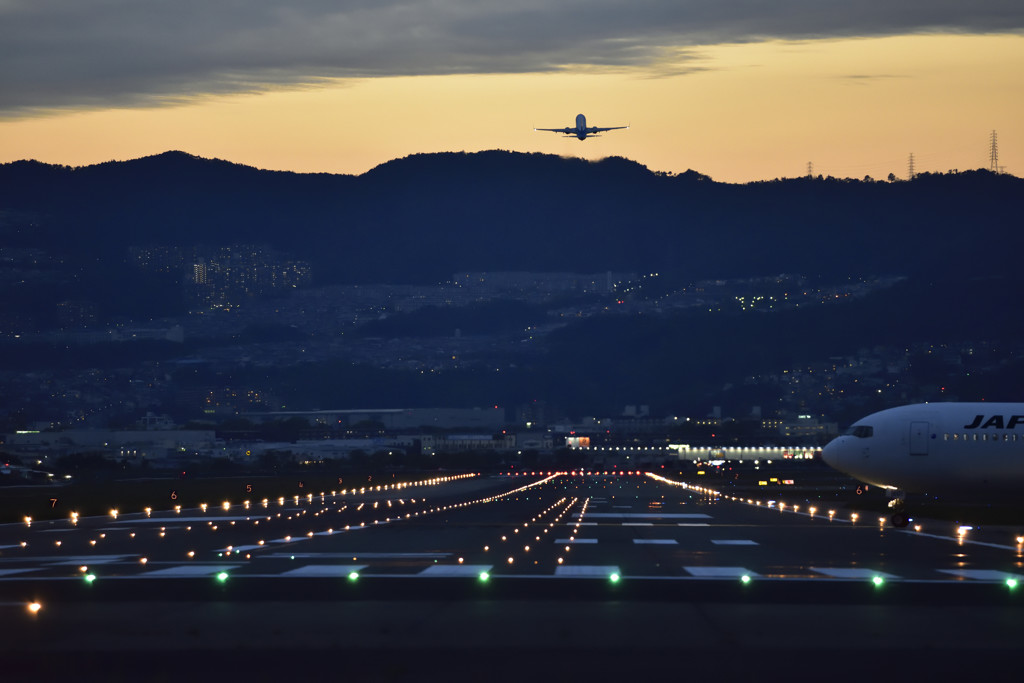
[{"xmin": 844, "ymin": 425, "xmax": 874, "ymax": 438}]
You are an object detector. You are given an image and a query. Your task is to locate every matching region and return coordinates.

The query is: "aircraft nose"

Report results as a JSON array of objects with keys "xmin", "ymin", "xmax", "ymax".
[{"xmin": 820, "ymin": 438, "xmax": 844, "ymax": 469}]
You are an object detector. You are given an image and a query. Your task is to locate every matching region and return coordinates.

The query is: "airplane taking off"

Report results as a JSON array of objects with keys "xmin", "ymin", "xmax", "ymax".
[
  {"xmin": 821, "ymin": 403, "xmax": 1024, "ymax": 526},
  {"xmin": 535, "ymin": 114, "xmax": 628, "ymax": 141}
]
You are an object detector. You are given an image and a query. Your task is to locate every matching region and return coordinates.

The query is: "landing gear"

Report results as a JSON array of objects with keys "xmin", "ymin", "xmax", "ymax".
[
  {"xmin": 887, "ymin": 491, "xmax": 909, "ymax": 528},
  {"xmin": 890, "ymin": 511, "xmax": 909, "ymax": 528}
]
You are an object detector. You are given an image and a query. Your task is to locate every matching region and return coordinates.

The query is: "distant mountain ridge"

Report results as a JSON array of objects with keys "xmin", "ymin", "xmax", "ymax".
[
  {"xmin": 2, "ymin": 150, "xmax": 1024, "ymax": 418},
  {"xmin": 1, "ymin": 149, "xmax": 1021, "ymax": 291}
]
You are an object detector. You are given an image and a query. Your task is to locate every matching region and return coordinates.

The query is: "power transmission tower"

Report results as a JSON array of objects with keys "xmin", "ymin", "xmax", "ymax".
[
  {"xmin": 907, "ymin": 153, "xmax": 915, "ymax": 180},
  {"xmin": 989, "ymin": 130, "xmax": 1004, "ymax": 173},
  {"xmin": 807, "ymin": 161, "xmax": 813, "ymax": 178}
]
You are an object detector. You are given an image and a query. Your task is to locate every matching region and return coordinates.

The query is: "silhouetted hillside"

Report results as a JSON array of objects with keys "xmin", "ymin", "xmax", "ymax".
[
  {"xmin": 0, "ymin": 150, "xmax": 1021, "ymax": 325},
  {"xmin": 2, "ymin": 151, "xmax": 1024, "ymax": 419}
]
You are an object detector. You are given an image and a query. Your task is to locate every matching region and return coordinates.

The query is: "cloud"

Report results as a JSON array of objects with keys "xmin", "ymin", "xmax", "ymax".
[
  {"xmin": 2, "ymin": 0, "xmax": 1021, "ymax": 114},
  {"xmin": 838, "ymin": 73, "xmax": 909, "ymax": 83}
]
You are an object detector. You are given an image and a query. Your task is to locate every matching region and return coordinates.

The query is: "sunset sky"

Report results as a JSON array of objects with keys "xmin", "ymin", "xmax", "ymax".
[{"xmin": 1, "ymin": 1, "xmax": 1021, "ymax": 183}]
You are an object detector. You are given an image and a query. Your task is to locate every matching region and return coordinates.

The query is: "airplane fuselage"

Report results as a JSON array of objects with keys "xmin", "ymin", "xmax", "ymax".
[
  {"xmin": 535, "ymin": 113, "xmax": 626, "ymax": 141},
  {"xmin": 573, "ymin": 113, "xmax": 589, "ymax": 140},
  {"xmin": 821, "ymin": 403, "xmax": 1024, "ymax": 495}
]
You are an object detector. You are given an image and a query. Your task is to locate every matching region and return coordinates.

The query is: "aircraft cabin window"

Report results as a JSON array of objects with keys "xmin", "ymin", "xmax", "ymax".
[{"xmin": 845, "ymin": 425, "xmax": 873, "ymax": 438}]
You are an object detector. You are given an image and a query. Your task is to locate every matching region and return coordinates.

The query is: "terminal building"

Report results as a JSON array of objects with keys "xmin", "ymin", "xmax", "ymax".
[
  {"xmin": 244, "ymin": 407, "xmax": 507, "ymax": 431},
  {"xmin": 3, "ymin": 429, "xmax": 219, "ymax": 460}
]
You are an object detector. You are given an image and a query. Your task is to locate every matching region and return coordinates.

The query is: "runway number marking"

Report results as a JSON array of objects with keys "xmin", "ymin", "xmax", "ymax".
[{"xmin": 50, "ymin": 498, "xmax": 57, "ymax": 508}]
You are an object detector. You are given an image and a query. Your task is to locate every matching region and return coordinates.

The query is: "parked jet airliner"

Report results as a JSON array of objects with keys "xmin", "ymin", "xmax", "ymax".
[
  {"xmin": 535, "ymin": 114, "xmax": 628, "ymax": 141},
  {"xmin": 821, "ymin": 403, "xmax": 1024, "ymax": 525}
]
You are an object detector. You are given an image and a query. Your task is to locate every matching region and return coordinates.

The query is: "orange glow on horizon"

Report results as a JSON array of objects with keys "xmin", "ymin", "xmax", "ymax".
[{"xmin": 1, "ymin": 35, "xmax": 1020, "ymax": 183}]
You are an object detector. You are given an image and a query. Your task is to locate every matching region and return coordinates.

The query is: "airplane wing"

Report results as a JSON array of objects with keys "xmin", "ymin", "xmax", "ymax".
[
  {"xmin": 534, "ymin": 127, "xmax": 574, "ymax": 134},
  {"xmin": 587, "ymin": 126, "xmax": 628, "ymax": 133}
]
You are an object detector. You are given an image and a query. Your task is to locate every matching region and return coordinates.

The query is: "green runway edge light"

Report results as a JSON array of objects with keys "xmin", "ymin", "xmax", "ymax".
[
  {"xmin": 1006, "ymin": 578, "xmax": 1018, "ymax": 590},
  {"xmin": 216, "ymin": 572, "xmax": 229, "ymax": 583},
  {"xmin": 872, "ymin": 576, "xmax": 885, "ymax": 587},
  {"xmin": 348, "ymin": 571, "xmax": 360, "ymax": 581},
  {"xmin": 740, "ymin": 575, "xmax": 751, "ymax": 584},
  {"xmin": 84, "ymin": 574, "xmax": 96, "ymax": 584},
  {"xmin": 609, "ymin": 573, "xmax": 621, "ymax": 583},
  {"xmin": 478, "ymin": 571, "xmax": 490, "ymax": 582}
]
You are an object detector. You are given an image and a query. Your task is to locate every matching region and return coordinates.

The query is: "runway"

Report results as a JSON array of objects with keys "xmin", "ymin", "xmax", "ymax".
[
  {"xmin": 3, "ymin": 471, "xmax": 1023, "ymax": 586},
  {"xmin": 3, "ymin": 471, "xmax": 1024, "ymax": 681}
]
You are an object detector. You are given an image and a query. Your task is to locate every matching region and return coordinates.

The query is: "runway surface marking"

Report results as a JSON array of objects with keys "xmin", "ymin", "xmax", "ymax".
[
  {"xmin": 899, "ymin": 529, "xmax": 1021, "ymax": 551},
  {"xmin": 113, "ymin": 517, "xmax": 262, "ymax": 524},
  {"xmin": 633, "ymin": 539, "xmax": 678, "ymax": 545},
  {"xmin": 141, "ymin": 564, "xmax": 242, "ymax": 577},
  {"xmin": 44, "ymin": 556, "xmax": 135, "ymax": 565},
  {"xmin": 810, "ymin": 567, "xmax": 900, "ymax": 579},
  {"xmin": 263, "ymin": 552, "xmax": 451, "ymax": 559},
  {"xmin": 684, "ymin": 566, "xmax": 759, "ymax": 577},
  {"xmin": 622, "ymin": 522, "xmax": 653, "ymax": 526},
  {"xmin": 555, "ymin": 565, "xmax": 620, "ymax": 577},
  {"xmin": 935, "ymin": 569, "xmax": 1024, "ymax": 581},
  {"xmin": 554, "ymin": 538, "xmax": 597, "ymax": 544},
  {"xmin": 280, "ymin": 564, "xmax": 368, "ymax": 577},
  {"xmin": 581, "ymin": 513, "xmax": 712, "ymax": 519},
  {"xmin": 677, "ymin": 523, "xmax": 710, "ymax": 527},
  {"xmin": 418, "ymin": 565, "xmax": 492, "ymax": 577},
  {"xmin": 711, "ymin": 540, "xmax": 758, "ymax": 546},
  {"xmin": 0, "ymin": 568, "xmax": 38, "ymax": 576}
]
